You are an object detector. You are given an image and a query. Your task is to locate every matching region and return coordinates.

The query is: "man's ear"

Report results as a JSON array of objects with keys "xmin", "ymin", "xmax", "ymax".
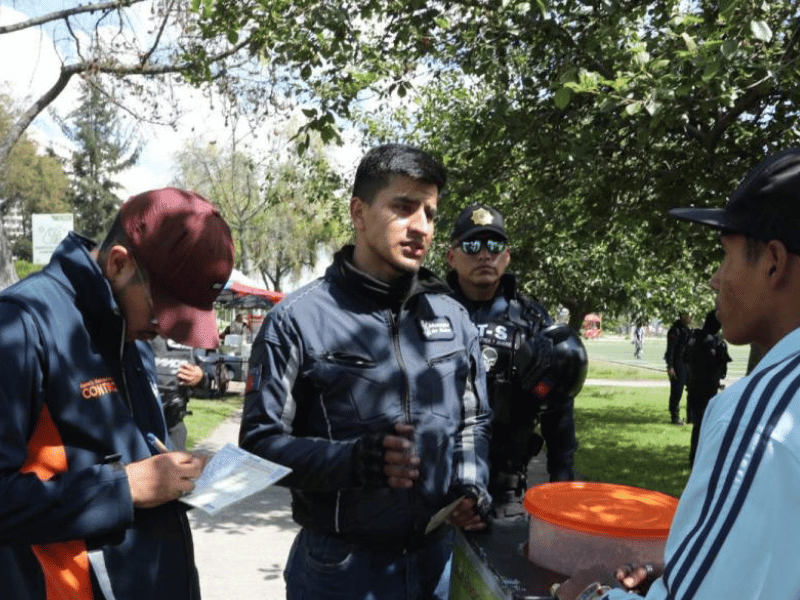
[
  {"xmin": 102, "ymin": 245, "xmax": 137, "ymax": 291},
  {"xmin": 350, "ymin": 196, "xmax": 365, "ymax": 232},
  {"xmin": 446, "ymin": 247, "xmax": 456, "ymax": 268},
  {"xmin": 765, "ymin": 240, "xmax": 790, "ymax": 286}
]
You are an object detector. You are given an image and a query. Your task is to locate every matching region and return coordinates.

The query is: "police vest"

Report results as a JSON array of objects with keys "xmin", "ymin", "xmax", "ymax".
[{"xmin": 477, "ymin": 299, "xmax": 546, "ymax": 401}]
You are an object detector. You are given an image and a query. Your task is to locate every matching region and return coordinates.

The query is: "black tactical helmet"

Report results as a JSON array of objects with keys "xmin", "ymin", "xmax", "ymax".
[{"xmin": 513, "ymin": 324, "xmax": 588, "ymax": 409}]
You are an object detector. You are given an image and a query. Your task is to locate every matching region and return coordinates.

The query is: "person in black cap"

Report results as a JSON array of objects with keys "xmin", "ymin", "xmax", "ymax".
[
  {"xmin": 664, "ymin": 312, "xmax": 692, "ymax": 425},
  {"xmin": 446, "ymin": 203, "xmax": 587, "ymax": 519},
  {"xmin": 555, "ymin": 148, "xmax": 800, "ymax": 600},
  {"xmin": 683, "ymin": 309, "xmax": 731, "ymax": 467}
]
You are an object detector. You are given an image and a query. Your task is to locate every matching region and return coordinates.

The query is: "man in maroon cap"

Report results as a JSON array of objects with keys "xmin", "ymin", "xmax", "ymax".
[{"xmin": 0, "ymin": 187, "xmax": 234, "ymax": 600}]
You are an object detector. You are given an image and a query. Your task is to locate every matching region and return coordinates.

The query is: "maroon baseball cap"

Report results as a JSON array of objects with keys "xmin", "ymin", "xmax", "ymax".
[{"xmin": 121, "ymin": 188, "xmax": 234, "ymax": 348}]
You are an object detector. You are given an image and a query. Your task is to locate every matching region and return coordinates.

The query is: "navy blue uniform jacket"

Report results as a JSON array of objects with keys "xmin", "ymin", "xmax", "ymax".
[{"xmin": 0, "ymin": 233, "xmax": 199, "ymax": 600}]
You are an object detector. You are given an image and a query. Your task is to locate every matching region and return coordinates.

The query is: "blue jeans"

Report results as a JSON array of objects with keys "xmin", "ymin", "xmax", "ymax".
[{"xmin": 284, "ymin": 528, "xmax": 455, "ymax": 600}]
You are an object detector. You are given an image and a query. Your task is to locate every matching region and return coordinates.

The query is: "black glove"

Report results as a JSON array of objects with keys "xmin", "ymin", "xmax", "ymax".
[
  {"xmin": 453, "ymin": 484, "xmax": 493, "ymax": 524},
  {"xmin": 353, "ymin": 430, "xmax": 389, "ymax": 490}
]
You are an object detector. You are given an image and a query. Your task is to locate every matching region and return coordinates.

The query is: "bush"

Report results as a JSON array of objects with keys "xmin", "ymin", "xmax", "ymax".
[{"xmin": 14, "ymin": 259, "xmax": 44, "ymax": 280}]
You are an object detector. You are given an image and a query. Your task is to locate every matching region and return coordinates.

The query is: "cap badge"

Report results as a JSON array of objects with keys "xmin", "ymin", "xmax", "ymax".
[{"xmin": 470, "ymin": 208, "xmax": 494, "ymax": 226}]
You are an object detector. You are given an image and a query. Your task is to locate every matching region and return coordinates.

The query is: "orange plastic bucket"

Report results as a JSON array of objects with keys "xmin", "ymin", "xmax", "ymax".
[{"xmin": 524, "ymin": 482, "xmax": 678, "ymax": 576}]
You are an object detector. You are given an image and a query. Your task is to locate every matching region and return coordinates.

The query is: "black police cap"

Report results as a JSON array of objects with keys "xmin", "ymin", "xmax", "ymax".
[{"xmin": 450, "ymin": 204, "xmax": 508, "ymax": 243}]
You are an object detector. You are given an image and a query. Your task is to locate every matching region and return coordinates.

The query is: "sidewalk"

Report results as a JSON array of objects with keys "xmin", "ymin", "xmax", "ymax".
[{"xmin": 189, "ymin": 409, "xmax": 297, "ymax": 600}]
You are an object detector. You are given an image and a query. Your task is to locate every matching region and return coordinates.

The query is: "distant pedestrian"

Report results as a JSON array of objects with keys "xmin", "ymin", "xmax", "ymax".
[
  {"xmin": 632, "ymin": 324, "xmax": 645, "ymax": 359},
  {"xmin": 664, "ymin": 312, "xmax": 691, "ymax": 424},
  {"xmin": 684, "ymin": 310, "xmax": 731, "ymax": 466},
  {"xmin": 151, "ymin": 335, "xmax": 212, "ymax": 450}
]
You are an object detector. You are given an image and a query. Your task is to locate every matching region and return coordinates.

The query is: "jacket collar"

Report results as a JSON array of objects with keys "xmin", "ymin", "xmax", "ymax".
[
  {"xmin": 446, "ymin": 271, "xmax": 519, "ymax": 308},
  {"xmin": 330, "ymin": 245, "xmax": 450, "ymax": 311},
  {"xmin": 44, "ymin": 232, "xmax": 126, "ymax": 353}
]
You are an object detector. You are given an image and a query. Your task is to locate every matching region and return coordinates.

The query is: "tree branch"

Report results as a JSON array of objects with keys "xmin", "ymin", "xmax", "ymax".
[
  {"xmin": 707, "ymin": 16, "xmax": 800, "ymax": 151},
  {"xmin": 0, "ymin": 65, "xmax": 80, "ymax": 166},
  {"xmin": 140, "ymin": 0, "xmax": 177, "ymax": 67},
  {"xmin": 0, "ymin": 34, "xmax": 253, "ymax": 166},
  {"xmin": 0, "ymin": 0, "xmax": 144, "ymax": 35}
]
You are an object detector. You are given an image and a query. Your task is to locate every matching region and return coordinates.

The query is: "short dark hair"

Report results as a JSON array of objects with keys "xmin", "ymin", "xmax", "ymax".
[
  {"xmin": 351, "ymin": 144, "xmax": 447, "ymax": 204},
  {"xmin": 744, "ymin": 236, "xmax": 767, "ymax": 262},
  {"xmin": 97, "ymin": 212, "xmax": 130, "ymax": 264}
]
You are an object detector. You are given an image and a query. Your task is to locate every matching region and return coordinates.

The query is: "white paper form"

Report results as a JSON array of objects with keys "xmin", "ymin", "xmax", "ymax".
[{"xmin": 181, "ymin": 443, "xmax": 292, "ymax": 515}]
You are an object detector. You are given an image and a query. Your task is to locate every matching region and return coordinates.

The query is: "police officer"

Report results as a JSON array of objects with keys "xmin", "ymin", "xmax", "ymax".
[
  {"xmin": 665, "ymin": 312, "xmax": 692, "ymax": 425},
  {"xmin": 446, "ymin": 204, "xmax": 587, "ymax": 518},
  {"xmin": 151, "ymin": 335, "xmax": 210, "ymax": 449},
  {"xmin": 684, "ymin": 309, "xmax": 731, "ymax": 466}
]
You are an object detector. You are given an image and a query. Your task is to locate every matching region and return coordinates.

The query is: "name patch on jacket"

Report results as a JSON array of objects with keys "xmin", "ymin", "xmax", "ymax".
[
  {"xmin": 80, "ymin": 377, "xmax": 118, "ymax": 399},
  {"xmin": 246, "ymin": 366, "xmax": 262, "ymax": 394},
  {"xmin": 418, "ymin": 317, "xmax": 455, "ymax": 340},
  {"xmin": 477, "ymin": 323, "xmax": 517, "ymax": 350}
]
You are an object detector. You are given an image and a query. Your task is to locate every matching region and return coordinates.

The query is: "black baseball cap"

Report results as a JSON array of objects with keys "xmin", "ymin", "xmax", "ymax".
[
  {"xmin": 450, "ymin": 204, "xmax": 507, "ymax": 243},
  {"xmin": 669, "ymin": 148, "xmax": 800, "ymax": 255}
]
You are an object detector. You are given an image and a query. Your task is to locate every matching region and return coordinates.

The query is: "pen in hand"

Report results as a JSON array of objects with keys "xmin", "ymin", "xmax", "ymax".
[{"xmin": 147, "ymin": 432, "xmax": 170, "ymax": 454}]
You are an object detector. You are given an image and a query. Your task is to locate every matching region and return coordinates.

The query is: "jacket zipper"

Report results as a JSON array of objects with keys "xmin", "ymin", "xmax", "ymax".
[
  {"xmin": 118, "ymin": 328, "xmax": 134, "ymax": 415},
  {"xmin": 389, "ymin": 310, "xmax": 412, "ymax": 424}
]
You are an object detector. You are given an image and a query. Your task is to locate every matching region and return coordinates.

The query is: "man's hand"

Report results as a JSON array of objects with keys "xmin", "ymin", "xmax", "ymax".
[
  {"xmin": 615, "ymin": 562, "xmax": 661, "ymax": 594},
  {"xmin": 382, "ymin": 423, "xmax": 420, "ymax": 489},
  {"xmin": 554, "ymin": 561, "xmax": 660, "ymax": 599},
  {"xmin": 667, "ymin": 367, "xmax": 676, "ymax": 380},
  {"xmin": 553, "ymin": 566, "xmax": 617, "ymax": 600},
  {"xmin": 177, "ymin": 363, "xmax": 204, "ymax": 387},
  {"xmin": 447, "ymin": 497, "xmax": 488, "ymax": 532},
  {"xmin": 125, "ymin": 452, "xmax": 204, "ymax": 508}
]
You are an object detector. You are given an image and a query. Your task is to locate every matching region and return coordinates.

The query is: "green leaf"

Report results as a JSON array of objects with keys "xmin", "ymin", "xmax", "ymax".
[
  {"xmin": 681, "ymin": 33, "xmax": 697, "ymax": 53},
  {"xmin": 644, "ymin": 97, "xmax": 661, "ymax": 116},
  {"xmin": 751, "ymin": 20, "xmax": 773, "ymax": 43},
  {"xmin": 624, "ymin": 100, "xmax": 642, "ymax": 116},
  {"xmin": 554, "ymin": 87, "xmax": 571, "ymax": 109},
  {"xmin": 719, "ymin": 0, "xmax": 739, "ymax": 22},
  {"xmin": 536, "ymin": 0, "xmax": 547, "ymax": 18},
  {"xmin": 702, "ymin": 59, "xmax": 720, "ymax": 82},
  {"xmin": 434, "ymin": 17, "xmax": 450, "ymax": 29},
  {"xmin": 721, "ymin": 40, "xmax": 739, "ymax": 59}
]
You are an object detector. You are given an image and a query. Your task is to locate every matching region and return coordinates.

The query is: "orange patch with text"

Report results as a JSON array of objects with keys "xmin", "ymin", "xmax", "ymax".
[{"xmin": 80, "ymin": 377, "xmax": 118, "ymax": 400}]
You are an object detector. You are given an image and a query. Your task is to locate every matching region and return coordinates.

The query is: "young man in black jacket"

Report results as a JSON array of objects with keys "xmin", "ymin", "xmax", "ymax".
[{"xmin": 240, "ymin": 145, "xmax": 492, "ymax": 600}]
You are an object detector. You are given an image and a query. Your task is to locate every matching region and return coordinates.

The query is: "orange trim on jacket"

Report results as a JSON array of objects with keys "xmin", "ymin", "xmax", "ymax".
[{"xmin": 20, "ymin": 404, "xmax": 94, "ymax": 600}]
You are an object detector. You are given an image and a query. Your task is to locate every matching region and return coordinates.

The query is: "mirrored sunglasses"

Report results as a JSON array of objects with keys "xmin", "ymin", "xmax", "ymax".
[{"xmin": 459, "ymin": 238, "xmax": 508, "ymax": 255}]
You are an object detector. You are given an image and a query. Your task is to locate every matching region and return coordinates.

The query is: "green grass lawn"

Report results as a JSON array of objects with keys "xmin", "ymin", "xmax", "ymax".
[
  {"xmin": 583, "ymin": 334, "xmax": 752, "ymax": 380},
  {"xmin": 573, "ymin": 385, "xmax": 693, "ymax": 498},
  {"xmin": 185, "ymin": 395, "xmax": 242, "ymax": 450}
]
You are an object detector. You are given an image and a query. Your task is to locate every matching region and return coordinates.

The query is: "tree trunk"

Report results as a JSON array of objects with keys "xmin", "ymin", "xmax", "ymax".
[
  {"xmin": 0, "ymin": 226, "xmax": 19, "ymax": 290},
  {"xmin": 564, "ymin": 301, "xmax": 592, "ymax": 333}
]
